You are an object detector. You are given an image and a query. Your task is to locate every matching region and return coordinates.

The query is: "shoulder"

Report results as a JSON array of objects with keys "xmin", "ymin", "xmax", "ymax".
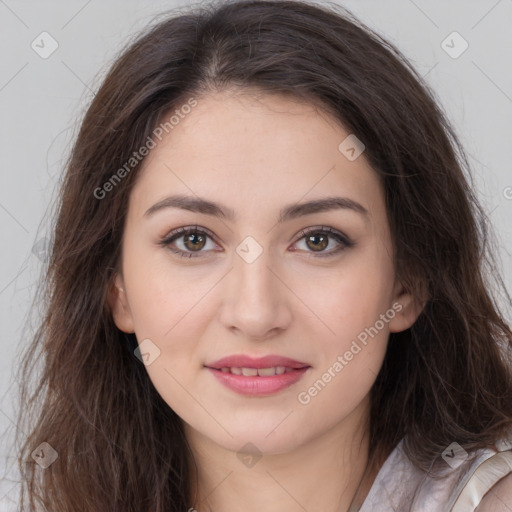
[
  {"xmin": 474, "ymin": 472, "xmax": 512, "ymax": 512},
  {"xmin": 451, "ymin": 441, "xmax": 512, "ymax": 512},
  {"xmin": 359, "ymin": 435, "xmax": 512, "ymax": 512}
]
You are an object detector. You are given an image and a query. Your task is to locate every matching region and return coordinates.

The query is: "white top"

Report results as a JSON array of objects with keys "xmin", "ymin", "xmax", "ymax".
[{"xmin": 359, "ymin": 433, "xmax": 512, "ymax": 511}]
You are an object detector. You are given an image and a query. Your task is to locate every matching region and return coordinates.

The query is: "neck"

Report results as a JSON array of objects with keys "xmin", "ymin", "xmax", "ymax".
[{"xmin": 185, "ymin": 396, "xmax": 378, "ymax": 512}]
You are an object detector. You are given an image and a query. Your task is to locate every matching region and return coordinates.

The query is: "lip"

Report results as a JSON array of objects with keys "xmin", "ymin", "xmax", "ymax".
[
  {"xmin": 204, "ymin": 354, "xmax": 311, "ymax": 396},
  {"xmin": 206, "ymin": 366, "xmax": 310, "ymax": 395},
  {"xmin": 205, "ymin": 354, "xmax": 309, "ymax": 370}
]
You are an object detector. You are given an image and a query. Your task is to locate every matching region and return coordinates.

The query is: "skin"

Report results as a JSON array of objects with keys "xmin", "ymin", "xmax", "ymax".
[{"xmin": 109, "ymin": 89, "xmax": 423, "ymax": 512}]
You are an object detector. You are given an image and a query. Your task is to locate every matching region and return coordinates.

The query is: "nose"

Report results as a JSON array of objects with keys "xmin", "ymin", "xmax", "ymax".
[{"xmin": 218, "ymin": 247, "xmax": 292, "ymax": 341}]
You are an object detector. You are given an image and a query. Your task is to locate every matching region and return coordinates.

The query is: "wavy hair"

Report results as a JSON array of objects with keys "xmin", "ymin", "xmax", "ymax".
[{"xmin": 14, "ymin": 0, "xmax": 512, "ymax": 510}]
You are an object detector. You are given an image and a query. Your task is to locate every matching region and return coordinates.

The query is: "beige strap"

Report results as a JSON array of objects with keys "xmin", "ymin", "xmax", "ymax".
[{"xmin": 451, "ymin": 450, "xmax": 512, "ymax": 511}]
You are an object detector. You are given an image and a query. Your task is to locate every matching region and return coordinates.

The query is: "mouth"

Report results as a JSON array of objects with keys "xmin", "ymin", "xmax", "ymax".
[{"xmin": 204, "ymin": 355, "xmax": 311, "ymax": 395}]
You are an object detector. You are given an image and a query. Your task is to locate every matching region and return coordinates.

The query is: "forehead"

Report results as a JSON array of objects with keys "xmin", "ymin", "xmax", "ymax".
[{"xmin": 129, "ymin": 90, "xmax": 384, "ymax": 223}]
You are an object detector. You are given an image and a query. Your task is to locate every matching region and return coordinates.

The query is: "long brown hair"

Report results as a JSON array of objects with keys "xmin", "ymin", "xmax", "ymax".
[{"xmin": 14, "ymin": 0, "xmax": 512, "ymax": 510}]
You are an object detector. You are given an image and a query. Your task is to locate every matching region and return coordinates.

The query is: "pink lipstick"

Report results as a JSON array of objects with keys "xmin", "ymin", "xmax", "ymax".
[{"xmin": 205, "ymin": 354, "xmax": 311, "ymax": 396}]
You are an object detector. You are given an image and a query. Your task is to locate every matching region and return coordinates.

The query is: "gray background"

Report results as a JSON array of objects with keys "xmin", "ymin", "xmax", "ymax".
[{"xmin": 1, "ymin": 0, "xmax": 511, "ymax": 506}]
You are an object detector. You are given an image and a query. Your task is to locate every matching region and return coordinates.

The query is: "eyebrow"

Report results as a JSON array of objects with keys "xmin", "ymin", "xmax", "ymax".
[{"xmin": 144, "ymin": 194, "xmax": 369, "ymax": 223}]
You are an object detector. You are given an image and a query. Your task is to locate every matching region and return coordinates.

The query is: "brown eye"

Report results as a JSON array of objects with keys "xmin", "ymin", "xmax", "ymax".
[
  {"xmin": 305, "ymin": 233, "xmax": 329, "ymax": 252},
  {"xmin": 294, "ymin": 226, "xmax": 354, "ymax": 258},
  {"xmin": 159, "ymin": 226, "xmax": 217, "ymax": 258},
  {"xmin": 183, "ymin": 232, "xmax": 207, "ymax": 251}
]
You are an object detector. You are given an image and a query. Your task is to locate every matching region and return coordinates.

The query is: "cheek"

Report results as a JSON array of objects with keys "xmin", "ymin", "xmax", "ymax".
[
  {"xmin": 298, "ymin": 272, "xmax": 393, "ymax": 412},
  {"xmin": 122, "ymin": 238, "xmax": 210, "ymax": 363},
  {"xmin": 122, "ymin": 236, "xmax": 188, "ymax": 332},
  {"xmin": 307, "ymin": 248, "xmax": 395, "ymax": 390},
  {"xmin": 322, "ymin": 248, "xmax": 395, "ymax": 337},
  {"xmin": 142, "ymin": 355, "xmax": 203, "ymax": 431}
]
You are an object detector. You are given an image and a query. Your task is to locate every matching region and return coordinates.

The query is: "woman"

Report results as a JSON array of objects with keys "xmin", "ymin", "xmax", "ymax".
[{"xmin": 14, "ymin": 1, "xmax": 512, "ymax": 510}]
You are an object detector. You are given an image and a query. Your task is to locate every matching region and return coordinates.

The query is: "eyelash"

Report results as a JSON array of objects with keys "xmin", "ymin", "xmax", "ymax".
[{"xmin": 158, "ymin": 225, "xmax": 355, "ymax": 259}]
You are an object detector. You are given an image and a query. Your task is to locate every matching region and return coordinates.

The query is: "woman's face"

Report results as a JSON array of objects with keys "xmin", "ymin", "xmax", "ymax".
[{"xmin": 109, "ymin": 90, "xmax": 420, "ymax": 455}]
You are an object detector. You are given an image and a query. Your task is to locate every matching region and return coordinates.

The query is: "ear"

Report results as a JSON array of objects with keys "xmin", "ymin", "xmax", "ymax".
[
  {"xmin": 388, "ymin": 279, "xmax": 427, "ymax": 333},
  {"xmin": 107, "ymin": 272, "xmax": 135, "ymax": 333}
]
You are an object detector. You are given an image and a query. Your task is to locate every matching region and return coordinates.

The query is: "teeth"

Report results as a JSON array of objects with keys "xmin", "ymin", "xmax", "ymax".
[
  {"xmin": 219, "ymin": 366, "xmax": 295, "ymax": 376},
  {"xmin": 257, "ymin": 367, "xmax": 277, "ymax": 376}
]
